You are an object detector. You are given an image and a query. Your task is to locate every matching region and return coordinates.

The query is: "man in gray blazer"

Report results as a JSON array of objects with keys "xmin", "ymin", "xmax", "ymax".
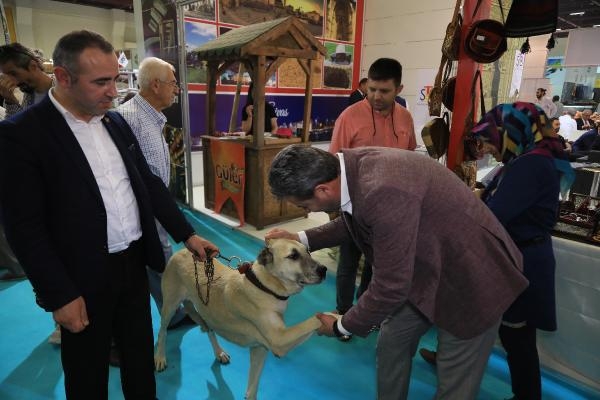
[{"xmin": 266, "ymin": 145, "xmax": 528, "ymax": 400}]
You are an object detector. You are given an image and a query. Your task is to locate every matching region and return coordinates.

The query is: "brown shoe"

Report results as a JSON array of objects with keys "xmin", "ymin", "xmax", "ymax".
[{"xmin": 419, "ymin": 348, "xmax": 437, "ymax": 366}]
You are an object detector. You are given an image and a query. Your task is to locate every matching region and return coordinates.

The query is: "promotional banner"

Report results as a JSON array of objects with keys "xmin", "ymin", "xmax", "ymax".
[
  {"xmin": 211, "ymin": 140, "xmax": 246, "ymax": 226},
  {"xmin": 413, "ymin": 68, "xmax": 438, "ymax": 146}
]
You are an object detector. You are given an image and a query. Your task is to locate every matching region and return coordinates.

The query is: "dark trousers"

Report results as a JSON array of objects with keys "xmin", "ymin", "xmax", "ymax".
[
  {"xmin": 499, "ymin": 324, "xmax": 541, "ymax": 400},
  {"xmin": 60, "ymin": 240, "xmax": 157, "ymax": 400},
  {"xmin": 336, "ymin": 240, "xmax": 372, "ymax": 314}
]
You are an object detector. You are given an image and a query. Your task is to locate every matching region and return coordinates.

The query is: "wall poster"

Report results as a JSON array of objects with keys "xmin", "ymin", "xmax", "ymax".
[{"xmin": 183, "ymin": 0, "xmax": 365, "ymax": 142}]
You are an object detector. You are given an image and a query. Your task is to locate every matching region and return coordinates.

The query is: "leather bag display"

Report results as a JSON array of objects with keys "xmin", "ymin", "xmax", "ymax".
[
  {"xmin": 428, "ymin": 56, "xmax": 450, "ymax": 117},
  {"xmin": 442, "ymin": 0, "xmax": 463, "ymax": 61},
  {"xmin": 421, "ymin": 112, "xmax": 450, "ymax": 160},
  {"xmin": 464, "ymin": 0, "xmax": 507, "ymax": 64},
  {"xmin": 504, "ymin": 0, "xmax": 558, "ymax": 38},
  {"xmin": 454, "ymin": 70, "xmax": 486, "ymax": 188}
]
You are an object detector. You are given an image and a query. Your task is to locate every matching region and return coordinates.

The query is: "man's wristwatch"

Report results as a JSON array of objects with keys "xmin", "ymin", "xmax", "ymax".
[{"xmin": 332, "ymin": 320, "xmax": 352, "ymax": 342}]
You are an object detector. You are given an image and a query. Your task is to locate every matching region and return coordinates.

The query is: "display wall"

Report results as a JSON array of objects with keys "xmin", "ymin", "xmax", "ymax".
[{"xmin": 180, "ymin": 0, "xmax": 365, "ymax": 144}]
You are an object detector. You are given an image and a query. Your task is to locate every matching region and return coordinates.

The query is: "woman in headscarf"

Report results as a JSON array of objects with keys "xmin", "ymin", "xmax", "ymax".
[{"xmin": 421, "ymin": 102, "xmax": 574, "ymax": 400}]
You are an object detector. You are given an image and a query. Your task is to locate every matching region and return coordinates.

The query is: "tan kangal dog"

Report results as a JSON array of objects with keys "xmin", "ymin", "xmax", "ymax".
[{"xmin": 154, "ymin": 238, "xmax": 327, "ymax": 400}]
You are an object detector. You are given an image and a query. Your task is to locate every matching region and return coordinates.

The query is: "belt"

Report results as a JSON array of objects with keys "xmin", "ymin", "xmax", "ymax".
[
  {"xmin": 515, "ymin": 236, "xmax": 547, "ymax": 248},
  {"xmin": 108, "ymin": 238, "xmax": 142, "ymax": 258}
]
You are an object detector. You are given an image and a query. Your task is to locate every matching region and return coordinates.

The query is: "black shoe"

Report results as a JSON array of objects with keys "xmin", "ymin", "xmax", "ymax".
[
  {"xmin": 419, "ymin": 348, "xmax": 437, "ymax": 366},
  {"xmin": 109, "ymin": 346, "xmax": 120, "ymax": 367},
  {"xmin": 167, "ymin": 315, "xmax": 196, "ymax": 330}
]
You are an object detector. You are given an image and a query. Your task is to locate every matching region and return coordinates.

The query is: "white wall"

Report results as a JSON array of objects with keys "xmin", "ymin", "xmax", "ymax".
[
  {"xmin": 3, "ymin": 0, "xmax": 135, "ymax": 59},
  {"xmin": 361, "ymin": 0, "xmax": 454, "ymax": 110}
]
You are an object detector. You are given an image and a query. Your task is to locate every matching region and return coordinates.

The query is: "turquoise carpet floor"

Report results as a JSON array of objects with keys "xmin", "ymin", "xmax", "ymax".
[{"xmin": 0, "ymin": 207, "xmax": 599, "ymax": 399}]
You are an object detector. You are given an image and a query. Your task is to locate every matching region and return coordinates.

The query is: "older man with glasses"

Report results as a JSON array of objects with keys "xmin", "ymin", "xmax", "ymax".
[
  {"xmin": 0, "ymin": 42, "xmax": 53, "ymax": 117},
  {"xmin": 116, "ymin": 57, "xmax": 194, "ymax": 333}
]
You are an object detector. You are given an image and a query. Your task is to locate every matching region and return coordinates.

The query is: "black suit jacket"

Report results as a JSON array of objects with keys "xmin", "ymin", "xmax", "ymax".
[
  {"xmin": 0, "ymin": 96, "xmax": 194, "ymax": 313},
  {"xmin": 348, "ymin": 89, "xmax": 365, "ymax": 106}
]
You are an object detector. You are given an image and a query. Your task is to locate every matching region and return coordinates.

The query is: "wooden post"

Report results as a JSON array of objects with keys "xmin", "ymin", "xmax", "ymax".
[
  {"xmin": 302, "ymin": 59, "xmax": 314, "ymax": 143},
  {"xmin": 446, "ymin": 0, "xmax": 491, "ymax": 172},
  {"xmin": 206, "ymin": 61, "xmax": 218, "ymax": 136},
  {"xmin": 253, "ymin": 55, "xmax": 267, "ymax": 148},
  {"xmin": 228, "ymin": 63, "xmax": 244, "ymax": 133}
]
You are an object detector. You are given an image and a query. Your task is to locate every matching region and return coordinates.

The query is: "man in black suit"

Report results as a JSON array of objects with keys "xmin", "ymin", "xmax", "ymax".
[
  {"xmin": 0, "ymin": 30, "xmax": 219, "ymax": 399},
  {"xmin": 348, "ymin": 77, "xmax": 367, "ymax": 106}
]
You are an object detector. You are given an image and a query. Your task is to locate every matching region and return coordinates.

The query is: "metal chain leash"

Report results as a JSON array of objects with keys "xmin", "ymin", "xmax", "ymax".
[{"xmin": 192, "ymin": 251, "xmax": 250, "ymax": 306}]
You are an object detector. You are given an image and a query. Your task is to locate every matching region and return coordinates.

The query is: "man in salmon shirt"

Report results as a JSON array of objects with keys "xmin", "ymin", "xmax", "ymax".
[{"xmin": 329, "ymin": 57, "xmax": 417, "ymax": 323}]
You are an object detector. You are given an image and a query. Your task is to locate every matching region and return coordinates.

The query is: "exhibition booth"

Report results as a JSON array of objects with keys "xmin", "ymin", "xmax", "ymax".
[{"xmin": 1, "ymin": 0, "xmax": 600, "ymax": 396}]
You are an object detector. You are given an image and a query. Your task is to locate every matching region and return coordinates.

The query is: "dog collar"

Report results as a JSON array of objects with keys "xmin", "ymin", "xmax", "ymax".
[{"xmin": 239, "ymin": 264, "xmax": 289, "ymax": 301}]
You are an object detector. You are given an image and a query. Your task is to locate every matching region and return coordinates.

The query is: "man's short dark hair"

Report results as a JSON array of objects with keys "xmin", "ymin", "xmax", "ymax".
[
  {"xmin": 552, "ymin": 95, "xmax": 559, "ymax": 102},
  {"xmin": 368, "ymin": 58, "xmax": 402, "ymax": 87},
  {"xmin": 52, "ymin": 30, "xmax": 114, "ymax": 79},
  {"xmin": 269, "ymin": 145, "xmax": 340, "ymax": 201},
  {"xmin": 0, "ymin": 43, "xmax": 42, "ymax": 69},
  {"xmin": 359, "ymin": 77, "xmax": 368, "ymax": 85}
]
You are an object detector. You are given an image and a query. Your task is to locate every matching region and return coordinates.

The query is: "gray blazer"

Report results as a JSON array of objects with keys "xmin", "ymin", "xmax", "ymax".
[{"xmin": 305, "ymin": 147, "xmax": 528, "ymax": 339}]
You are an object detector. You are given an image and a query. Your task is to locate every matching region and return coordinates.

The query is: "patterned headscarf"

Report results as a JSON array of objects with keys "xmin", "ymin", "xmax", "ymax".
[{"xmin": 465, "ymin": 102, "xmax": 574, "ymax": 194}]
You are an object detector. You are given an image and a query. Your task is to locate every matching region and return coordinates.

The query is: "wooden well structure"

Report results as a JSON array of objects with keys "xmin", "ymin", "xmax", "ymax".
[{"xmin": 195, "ymin": 17, "xmax": 326, "ymax": 229}]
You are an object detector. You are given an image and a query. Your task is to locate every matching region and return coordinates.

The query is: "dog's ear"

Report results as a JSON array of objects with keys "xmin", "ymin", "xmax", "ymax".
[{"xmin": 257, "ymin": 246, "xmax": 274, "ymax": 266}]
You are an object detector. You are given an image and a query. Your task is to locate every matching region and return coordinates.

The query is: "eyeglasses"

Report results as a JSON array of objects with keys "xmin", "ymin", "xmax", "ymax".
[{"xmin": 158, "ymin": 79, "xmax": 180, "ymax": 89}]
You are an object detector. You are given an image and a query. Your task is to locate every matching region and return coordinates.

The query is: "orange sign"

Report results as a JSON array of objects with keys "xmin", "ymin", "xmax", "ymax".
[{"xmin": 211, "ymin": 140, "xmax": 246, "ymax": 226}]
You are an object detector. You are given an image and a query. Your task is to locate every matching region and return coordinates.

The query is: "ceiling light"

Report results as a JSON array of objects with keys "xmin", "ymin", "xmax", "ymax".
[{"xmin": 569, "ymin": 11, "xmax": 585, "ymax": 16}]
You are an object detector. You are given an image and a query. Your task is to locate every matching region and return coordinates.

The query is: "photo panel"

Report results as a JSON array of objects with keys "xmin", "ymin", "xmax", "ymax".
[
  {"xmin": 184, "ymin": 20, "xmax": 218, "ymax": 84},
  {"xmin": 323, "ymin": 41, "xmax": 353, "ymax": 89},
  {"xmin": 183, "ymin": 0, "xmax": 216, "ymax": 21},
  {"xmin": 325, "ymin": 0, "xmax": 357, "ymax": 42},
  {"xmin": 218, "ymin": 0, "xmax": 323, "ymax": 37}
]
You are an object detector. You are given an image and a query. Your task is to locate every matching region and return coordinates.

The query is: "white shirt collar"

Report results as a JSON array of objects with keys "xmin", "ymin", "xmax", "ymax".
[
  {"xmin": 49, "ymin": 88, "xmax": 104, "ymax": 125},
  {"xmin": 338, "ymin": 152, "xmax": 352, "ymax": 214}
]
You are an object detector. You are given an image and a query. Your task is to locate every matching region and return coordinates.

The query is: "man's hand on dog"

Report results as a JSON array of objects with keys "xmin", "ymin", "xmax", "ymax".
[
  {"xmin": 264, "ymin": 228, "xmax": 300, "ymax": 242},
  {"xmin": 185, "ymin": 235, "xmax": 219, "ymax": 262}
]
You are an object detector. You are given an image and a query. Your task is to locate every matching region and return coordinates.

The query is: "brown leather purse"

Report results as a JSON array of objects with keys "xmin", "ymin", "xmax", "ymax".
[
  {"xmin": 442, "ymin": 0, "xmax": 463, "ymax": 61},
  {"xmin": 421, "ymin": 112, "xmax": 450, "ymax": 160},
  {"xmin": 464, "ymin": 0, "xmax": 507, "ymax": 64},
  {"xmin": 428, "ymin": 56, "xmax": 449, "ymax": 117}
]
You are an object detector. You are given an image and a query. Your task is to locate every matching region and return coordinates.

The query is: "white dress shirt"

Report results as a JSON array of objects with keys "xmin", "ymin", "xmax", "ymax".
[{"xmin": 49, "ymin": 89, "xmax": 142, "ymax": 253}]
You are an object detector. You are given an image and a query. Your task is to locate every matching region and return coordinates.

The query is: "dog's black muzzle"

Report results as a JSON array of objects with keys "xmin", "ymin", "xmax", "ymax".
[{"xmin": 317, "ymin": 265, "xmax": 327, "ymax": 279}]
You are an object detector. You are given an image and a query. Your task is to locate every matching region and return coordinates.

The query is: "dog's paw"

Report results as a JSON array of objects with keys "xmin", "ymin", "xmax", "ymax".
[
  {"xmin": 154, "ymin": 356, "xmax": 168, "ymax": 372},
  {"xmin": 216, "ymin": 350, "xmax": 231, "ymax": 364}
]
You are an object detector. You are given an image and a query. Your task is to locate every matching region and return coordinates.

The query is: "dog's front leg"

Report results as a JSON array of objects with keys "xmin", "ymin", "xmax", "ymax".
[
  {"xmin": 245, "ymin": 346, "xmax": 268, "ymax": 400},
  {"xmin": 267, "ymin": 316, "xmax": 321, "ymax": 357}
]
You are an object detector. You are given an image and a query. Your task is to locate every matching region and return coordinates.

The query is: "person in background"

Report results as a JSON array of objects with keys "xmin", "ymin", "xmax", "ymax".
[
  {"xmin": 0, "ymin": 43, "xmax": 54, "ymax": 283},
  {"xmin": 576, "ymin": 109, "xmax": 594, "ymax": 131},
  {"xmin": 558, "ymin": 109, "xmax": 578, "ymax": 141},
  {"xmin": 348, "ymin": 77, "xmax": 367, "ymax": 106},
  {"xmin": 0, "ymin": 30, "xmax": 219, "ymax": 399},
  {"xmin": 571, "ymin": 120, "xmax": 600, "ymax": 153},
  {"xmin": 0, "ymin": 43, "xmax": 54, "ymax": 117},
  {"xmin": 329, "ymin": 58, "xmax": 416, "ymax": 322},
  {"xmin": 117, "ymin": 56, "xmax": 194, "ymax": 331},
  {"xmin": 421, "ymin": 103, "xmax": 574, "ymax": 400},
  {"xmin": 265, "ymin": 144, "xmax": 527, "ymax": 400},
  {"xmin": 550, "ymin": 117, "xmax": 571, "ymax": 153},
  {"xmin": 552, "ymin": 95, "xmax": 564, "ymax": 118},
  {"xmin": 535, "ymin": 88, "xmax": 557, "ymax": 120},
  {"xmin": 241, "ymin": 81, "xmax": 277, "ymax": 134}
]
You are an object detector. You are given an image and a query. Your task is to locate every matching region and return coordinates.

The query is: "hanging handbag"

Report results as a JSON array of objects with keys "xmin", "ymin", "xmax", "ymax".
[
  {"xmin": 441, "ymin": 58, "xmax": 456, "ymax": 112},
  {"xmin": 464, "ymin": 0, "xmax": 507, "ymax": 64},
  {"xmin": 504, "ymin": 0, "xmax": 558, "ymax": 38},
  {"xmin": 454, "ymin": 70, "xmax": 486, "ymax": 188},
  {"xmin": 442, "ymin": 0, "xmax": 463, "ymax": 61},
  {"xmin": 421, "ymin": 112, "xmax": 450, "ymax": 160},
  {"xmin": 428, "ymin": 55, "xmax": 449, "ymax": 117}
]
